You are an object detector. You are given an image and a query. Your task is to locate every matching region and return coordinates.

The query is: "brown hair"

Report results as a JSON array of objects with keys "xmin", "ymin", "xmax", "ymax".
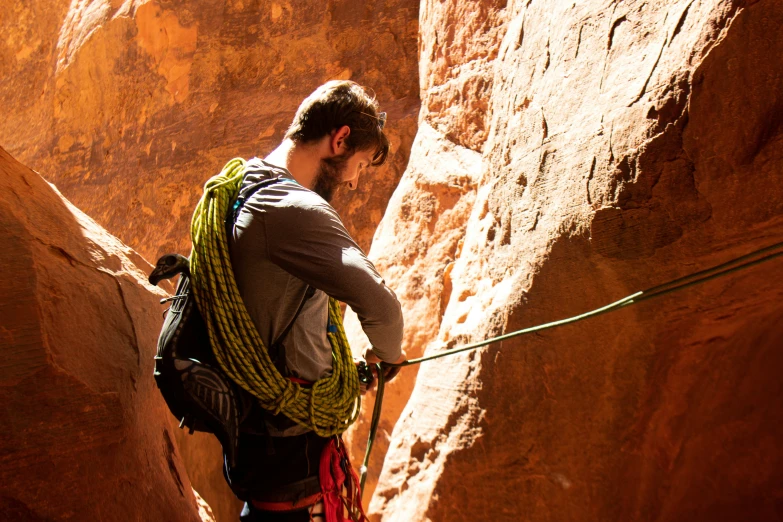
[{"xmin": 284, "ymin": 80, "xmax": 390, "ymax": 166}]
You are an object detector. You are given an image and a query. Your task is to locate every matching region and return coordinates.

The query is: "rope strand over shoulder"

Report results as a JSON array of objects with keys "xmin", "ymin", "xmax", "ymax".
[{"xmin": 189, "ymin": 158, "xmax": 361, "ymax": 437}]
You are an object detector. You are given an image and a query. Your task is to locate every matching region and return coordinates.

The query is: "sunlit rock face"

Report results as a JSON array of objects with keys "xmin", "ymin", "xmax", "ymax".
[
  {"xmin": 1, "ymin": 2, "xmax": 419, "ymax": 520},
  {"xmin": 0, "ymin": 0, "xmax": 419, "ymax": 259},
  {"xmin": 0, "ymin": 147, "xmax": 210, "ymax": 522},
  {"xmin": 343, "ymin": 0, "xmax": 783, "ymax": 520},
  {"xmin": 4, "ymin": 0, "xmax": 783, "ymax": 520}
]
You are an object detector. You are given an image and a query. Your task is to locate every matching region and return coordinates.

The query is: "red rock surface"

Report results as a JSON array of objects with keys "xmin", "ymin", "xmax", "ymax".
[
  {"xmin": 346, "ymin": 0, "xmax": 783, "ymax": 520},
  {"xmin": 0, "ymin": 147, "xmax": 210, "ymax": 522},
  {"xmin": 0, "ymin": 0, "xmax": 419, "ymax": 259},
  {"xmin": 5, "ymin": 0, "xmax": 783, "ymax": 520},
  {"xmin": 1, "ymin": 2, "xmax": 419, "ymax": 520},
  {"xmin": 172, "ymin": 429, "xmax": 242, "ymax": 522}
]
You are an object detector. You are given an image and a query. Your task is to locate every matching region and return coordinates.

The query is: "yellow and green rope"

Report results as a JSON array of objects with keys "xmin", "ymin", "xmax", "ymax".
[{"xmin": 189, "ymin": 158, "xmax": 361, "ymax": 437}]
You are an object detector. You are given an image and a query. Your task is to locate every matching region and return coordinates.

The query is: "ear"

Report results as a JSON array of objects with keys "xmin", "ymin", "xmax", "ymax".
[{"xmin": 329, "ymin": 125, "xmax": 351, "ymax": 155}]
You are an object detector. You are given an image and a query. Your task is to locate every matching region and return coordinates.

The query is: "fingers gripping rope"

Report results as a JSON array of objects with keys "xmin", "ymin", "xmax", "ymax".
[{"xmin": 190, "ymin": 158, "xmax": 361, "ymax": 437}]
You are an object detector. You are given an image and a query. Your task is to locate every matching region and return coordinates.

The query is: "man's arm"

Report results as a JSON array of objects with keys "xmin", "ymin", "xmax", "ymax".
[{"xmin": 262, "ymin": 190, "xmax": 403, "ymax": 363}]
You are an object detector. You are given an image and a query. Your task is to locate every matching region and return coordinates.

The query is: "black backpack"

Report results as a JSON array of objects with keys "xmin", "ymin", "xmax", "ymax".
[
  {"xmin": 149, "ymin": 176, "xmax": 312, "ymax": 466},
  {"xmin": 152, "ymin": 271, "xmax": 247, "ymax": 467}
]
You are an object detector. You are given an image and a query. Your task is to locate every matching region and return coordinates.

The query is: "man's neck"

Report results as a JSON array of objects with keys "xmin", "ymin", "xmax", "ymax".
[{"xmin": 264, "ymin": 138, "xmax": 325, "ymax": 190}]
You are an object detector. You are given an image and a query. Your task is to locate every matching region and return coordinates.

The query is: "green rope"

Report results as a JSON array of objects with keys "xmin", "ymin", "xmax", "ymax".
[
  {"xmin": 359, "ymin": 240, "xmax": 783, "ymax": 495},
  {"xmin": 398, "ymin": 241, "xmax": 783, "ymax": 367},
  {"xmin": 190, "ymin": 158, "xmax": 361, "ymax": 437}
]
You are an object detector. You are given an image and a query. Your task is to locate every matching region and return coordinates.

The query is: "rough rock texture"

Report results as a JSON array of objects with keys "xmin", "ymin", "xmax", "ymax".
[
  {"xmin": 173, "ymin": 429, "xmax": 242, "ymax": 522},
  {"xmin": 344, "ymin": 0, "xmax": 783, "ymax": 520},
  {"xmin": 344, "ymin": 123, "xmax": 481, "ymax": 499},
  {"xmin": 1, "ymin": 2, "xmax": 419, "ymax": 519},
  {"xmin": 0, "ymin": 0, "xmax": 419, "ymax": 259},
  {"xmin": 0, "ymin": 147, "xmax": 209, "ymax": 522},
  {"xmin": 194, "ymin": 488, "xmax": 217, "ymax": 522},
  {"xmin": 5, "ymin": 0, "xmax": 783, "ymax": 520}
]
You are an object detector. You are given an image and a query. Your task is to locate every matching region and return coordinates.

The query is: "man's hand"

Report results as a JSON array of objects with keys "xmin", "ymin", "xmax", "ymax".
[{"xmin": 363, "ymin": 348, "xmax": 407, "ymax": 384}]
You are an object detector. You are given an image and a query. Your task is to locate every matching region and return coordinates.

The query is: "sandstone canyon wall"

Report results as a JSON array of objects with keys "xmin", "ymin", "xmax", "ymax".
[
  {"xmin": 342, "ymin": 0, "xmax": 783, "ymax": 520},
  {"xmin": 0, "ymin": 147, "xmax": 211, "ymax": 522},
  {"xmin": 3, "ymin": 0, "xmax": 783, "ymax": 521},
  {"xmin": 1, "ymin": 2, "xmax": 420, "ymax": 520},
  {"xmin": 0, "ymin": 0, "xmax": 420, "ymax": 258}
]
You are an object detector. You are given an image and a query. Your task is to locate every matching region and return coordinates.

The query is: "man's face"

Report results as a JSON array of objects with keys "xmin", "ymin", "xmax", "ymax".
[{"xmin": 312, "ymin": 149, "xmax": 374, "ymax": 202}]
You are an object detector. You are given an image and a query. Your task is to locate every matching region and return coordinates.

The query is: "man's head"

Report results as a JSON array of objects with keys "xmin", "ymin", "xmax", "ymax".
[{"xmin": 285, "ymin": 80, "xmax": 389, "ymax": 201}]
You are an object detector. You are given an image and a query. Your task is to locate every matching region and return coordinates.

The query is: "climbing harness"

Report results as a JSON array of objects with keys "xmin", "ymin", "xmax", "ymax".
[
  {"xmin": 189, "ymin": 158, "xmax": 362, "ymax": 437},
  {"xmin": 359, "ymin": 239, "xmax": 783, "ymax": 494}
]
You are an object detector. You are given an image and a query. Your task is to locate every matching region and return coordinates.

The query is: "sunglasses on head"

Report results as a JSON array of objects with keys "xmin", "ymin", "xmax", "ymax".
[{"xmin": 357, "ymin": 111, "xmax": 387, "ymax": 129}]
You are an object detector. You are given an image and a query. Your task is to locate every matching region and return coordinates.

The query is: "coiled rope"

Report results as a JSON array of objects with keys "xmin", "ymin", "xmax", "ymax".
[{"xmin": 189, "ymin": 158, "xmax": 361, "ymax": 437}]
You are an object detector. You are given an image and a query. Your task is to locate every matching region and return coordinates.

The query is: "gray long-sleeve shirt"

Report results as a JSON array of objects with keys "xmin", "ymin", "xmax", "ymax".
[{"xmin": 228, "ymin": 158, "xmax": 403, "ymax": 383}]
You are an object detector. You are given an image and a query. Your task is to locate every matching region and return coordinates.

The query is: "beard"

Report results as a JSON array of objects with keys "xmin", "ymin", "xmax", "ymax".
[{"xmin": 312, "ymin": 153, "xmax": 350, "ymax": 203}]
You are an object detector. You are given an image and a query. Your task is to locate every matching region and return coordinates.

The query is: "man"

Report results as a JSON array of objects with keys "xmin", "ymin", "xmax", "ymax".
[{"xmin": 225, "ymin": 80, "xmax": 406, "ymax": 521}]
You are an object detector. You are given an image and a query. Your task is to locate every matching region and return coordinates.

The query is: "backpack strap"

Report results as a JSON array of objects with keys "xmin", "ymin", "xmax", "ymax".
[
  {"xmin": 226, "ymin": 174, "xmax": 298, "ymax": 226},
  {"xmin": 268, "ymin": 285, "xmax": 316, "ymax": 376},
  {"xmin": 274, "ymin": 285, "xmax": 317, "ymax": 348}
]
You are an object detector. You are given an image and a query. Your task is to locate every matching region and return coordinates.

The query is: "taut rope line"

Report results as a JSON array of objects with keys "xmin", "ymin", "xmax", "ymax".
[{"xmin": 359, "ymin": 240, "xmax": 783, "ymax": 493}]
